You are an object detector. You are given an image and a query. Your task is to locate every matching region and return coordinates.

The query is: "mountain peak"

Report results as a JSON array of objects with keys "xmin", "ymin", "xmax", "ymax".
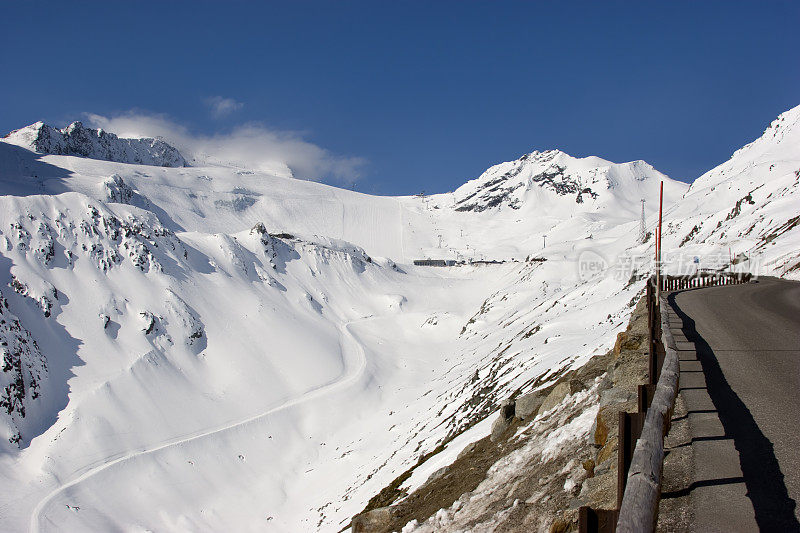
[
  {"xmin": 452, "ymin": 148, "xmax": 677, "ymax": 213},
  {"xmin": 690, "ymin": 104, "xmax": 800, "ymax": 192},
  {"xmin": 2, "ymin": 121, "xmax": 187, "ymax": 168},
  {"xmin": 732, "ymin": 104, "xmax": 800, "ymax": 160}
]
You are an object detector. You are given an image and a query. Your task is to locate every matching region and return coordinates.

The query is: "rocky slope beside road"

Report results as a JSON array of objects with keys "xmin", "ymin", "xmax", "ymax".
[{"xmin": 352, "ymin": 294, "xmax": 663, "ymax": 532}]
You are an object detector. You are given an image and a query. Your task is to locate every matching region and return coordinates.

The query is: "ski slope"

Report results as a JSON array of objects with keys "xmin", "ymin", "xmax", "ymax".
[{"xmin": 0, "ymin": 105, "xmax": 798, "ymax": 531}]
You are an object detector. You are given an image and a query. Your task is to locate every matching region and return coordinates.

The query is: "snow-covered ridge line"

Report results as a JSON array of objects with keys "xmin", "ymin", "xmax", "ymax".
[
  {"xmin": 450, "ymin": 148, "xmax": 676, "ymax": 213},
  {"xmin": 0, "ymin": 103, "xmax": 796, "ymax": 532},
  {"xmin": 661, "ymin": 103, "xmax": 800, "ymax": 279},
  {"xmin": 3, "ymin": 121, "xmax": 187, "ymax": 167}
]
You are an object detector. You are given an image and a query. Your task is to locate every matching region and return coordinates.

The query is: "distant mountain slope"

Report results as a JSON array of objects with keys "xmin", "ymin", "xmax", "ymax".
[
  {"xmin": 0, "ymin": 131, "xmax": 688, "ymax": 262},
  {"xmin": 660, "ymin": 104, "xmax": 800, "ymax": 278},
  {"xmin": 452, "ymin": 149, "xmax": 675, "ymax": 213},
  {"xmin": 3, "ymin": 121, "xmax": 187, "ymax": 167},
  {"xmin": 0, "ymin": 105, "xmax": 796, "ymax": 532}
]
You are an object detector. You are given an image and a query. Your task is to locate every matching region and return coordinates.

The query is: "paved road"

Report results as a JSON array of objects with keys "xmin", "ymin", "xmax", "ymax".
[{"xmin": 668, "ymin": 277, "xmax": 800, "ymax": 532}]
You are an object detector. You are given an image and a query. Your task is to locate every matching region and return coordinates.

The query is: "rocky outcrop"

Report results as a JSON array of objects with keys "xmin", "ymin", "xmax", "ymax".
[
  {"xmin": 103, "ymin": 174, "xmax": 136, "ymax": 204},
  {"xmin": 578, "ymin": 297, "xmax": 649, "ymax": 511},
  {"xmin": 539, "ymin": 379, "xmax": 586, "ymax": 414},
  {"xmin": 350, "ymin": 293, "xmax": 652, "ymax": 533},
  {"xmin": 514, "ymin": 392, "xmax": 544, "ymax": 421},
  {"xmin": 454, "ymin": 154, "xmax": 599, "ymax": 212},
  {"xmin": 0, "ymin": 289, "xmax": 47, "ymax": 448},
  {"xmin": 490, "ymin": 399, "xmax": 516, "ymax": 442},
  {"xmin": 351, "ymin": 507, "xmax": 401, "ymax": 533},
  {"xmin": 3, "ymin": 121, "xmax": 187, "ymax": 167}
]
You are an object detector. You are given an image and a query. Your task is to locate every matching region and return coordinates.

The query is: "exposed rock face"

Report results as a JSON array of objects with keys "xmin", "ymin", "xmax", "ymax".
[
  {"xmin": 352, "ymin": 294, "xmax": 653, "ymax": 533},
  {"xmin": 579, "ymin": 297, "xmax": 649, "ymax": 511},
  {"xmin": 451, "ymin": 149, "xmax": 669, "ymax": 213},
  {"xmin": 539, "ymin": 379, "xmax": 586, "ymax": 414},
  {"xmin": 613, "ymin": 329, "xmax": 645, "ymax": 356},
  {"xmin": 0, "ymin": 200, "xmax": 201, "ymax": 448},
  {"xmin": 515, "ymin": 392, "xmax": 544, "ymax": 421},
  {"xmin": 103, "ymin": 174, "xmax": 135, "ymax": 204},
  {"xmin": 351, "ymin": 507, "xmax": 399, "ymax": 533},
  {"xmin": 0, "ymin": 290, "xmax": 47, "ymax": 448},
  {"xmin": 454, "ymin": 152, "xmax": 600, "ymax": 212},
  {"xmin": 489, "ymin": 399, "xmax": 516, "ymax": 442},
  {"xmin": 3, "ymin": 121, "xmax": 187, "ymax": 167}
]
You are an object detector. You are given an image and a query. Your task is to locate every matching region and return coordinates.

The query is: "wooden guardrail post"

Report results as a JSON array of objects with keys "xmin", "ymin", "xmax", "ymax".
[
  {"xmin": 616, "ymin": 295, "xmax": 681, "ymax": 532},
  {"xmin": 579, "ymin": 507, "xmax": 619, "ymax": 533},
  {"xmin": 638, "ymin": 384, "xmax": 655, "ymax": 413},
  {"xmin": 647, "ymin": 281, "xmax": 657, "ymax": 386},
  {"xmin": 617, "ymin": 411, "xmax": 646, "ymax": 508},
  {"xmin": 581, "ymin": 272, "xmax": 753, "ymax": 532}
]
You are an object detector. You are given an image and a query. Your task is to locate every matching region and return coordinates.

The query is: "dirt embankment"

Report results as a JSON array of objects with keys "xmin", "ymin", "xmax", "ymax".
[{"xmin": 351, "ymin": 295, "xmax": 659, "ymax": 532}]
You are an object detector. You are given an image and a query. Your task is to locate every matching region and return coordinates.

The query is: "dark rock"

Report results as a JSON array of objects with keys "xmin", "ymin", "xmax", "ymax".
[
  {"xmin": 490, "ymin": 399, "xmax": 516, "ymax": 442},
  {"xmin": 540, "ymin": 379, "xmax": 585, "ymax": 414},
  {"xmin": 7, "ymin": 121, "xmax": 187, "ymax": 167},
  {"xmin": 515, "ymin": 392, "xmax": 544, "ymax": 420},
  {"xmin": 599, "ymin": 387, "xmax": 635, "ymax": 408},
  {"xmin": 351, "ymin": 506, "xmax": 398, "ymax": 533}
]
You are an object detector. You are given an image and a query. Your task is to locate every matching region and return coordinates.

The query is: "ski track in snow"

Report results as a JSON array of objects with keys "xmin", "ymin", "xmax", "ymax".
[
  {"xmin": 0, "ymin": 105, "xmax": 796, "ymax": 531},
  {"xmin": 29, "ymin": 318, "xmax": 370, "ymax": 533}
]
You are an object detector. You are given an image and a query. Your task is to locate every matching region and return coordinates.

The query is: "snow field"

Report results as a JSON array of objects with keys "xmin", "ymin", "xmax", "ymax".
[{"xmin": 0, "ymin": 105, "xmax": 797, "ymax": 531}]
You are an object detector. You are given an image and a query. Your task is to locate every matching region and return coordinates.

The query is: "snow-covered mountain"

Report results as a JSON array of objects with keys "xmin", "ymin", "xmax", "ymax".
[
  {"xmin": 452, "ymin": 149, "xmax": 666, "ymax": 212},
  {"xmin": 0, "ymin": 129, "xmax": 685, "ymax": 262},
  {"xmin": 658, "ymin": 105, "xmax": 800, "ymax": 277},
  {"xmin": 0, "ymin": 105, "xmax": 797, "ymax": 532},
  {"xmin": 3, "ymin": 121, "xmax": 187, "ymax": 167}
]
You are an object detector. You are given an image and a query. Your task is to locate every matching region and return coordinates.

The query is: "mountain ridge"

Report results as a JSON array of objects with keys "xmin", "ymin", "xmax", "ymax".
[
  {"xmin": 3, "ymin": 121, "xmax": 187, "ymax": 168},
  {"xmin": 0, "ymin": 105, "xmax": 796, "ymax": 532},
  {"xmin": 450, "ymin": 148, "xmax": 680, "ymax": 214}
]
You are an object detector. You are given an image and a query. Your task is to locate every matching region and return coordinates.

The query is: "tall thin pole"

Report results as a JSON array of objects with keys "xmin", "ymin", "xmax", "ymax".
[
  {"xmin": 639, "ymin": 199, "xmax": 646, "ymax": 244},
  {"xmin": 656, "ymin": 182, "xmax": 663, "ymax": 303}
]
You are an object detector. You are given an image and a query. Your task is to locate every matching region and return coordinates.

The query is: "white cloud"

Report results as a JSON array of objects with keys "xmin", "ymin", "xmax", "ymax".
[
  {"xmin": 205, "ymin": 96, "xmax": 244, "ymax": 118},
  {"xmin": 85, "ymin": 111, "xmax": 365, "ymax": 183}
]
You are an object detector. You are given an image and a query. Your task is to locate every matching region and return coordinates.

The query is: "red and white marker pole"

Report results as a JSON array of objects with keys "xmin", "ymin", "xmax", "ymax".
[{"xmin": 656, "ymin": 181, "xmax": 663, "ymax": 303}]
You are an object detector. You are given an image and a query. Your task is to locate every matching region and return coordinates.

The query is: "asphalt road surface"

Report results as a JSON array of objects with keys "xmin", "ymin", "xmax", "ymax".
[{"xmin": 669, "ymin": 277, "xmax": 800, "ymax": 532}]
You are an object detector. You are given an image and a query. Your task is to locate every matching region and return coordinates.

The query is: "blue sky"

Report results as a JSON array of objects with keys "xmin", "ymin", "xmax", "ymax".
[{"xmin": 2, "ymin": 1, "xmax": 798, "ymax": 195}]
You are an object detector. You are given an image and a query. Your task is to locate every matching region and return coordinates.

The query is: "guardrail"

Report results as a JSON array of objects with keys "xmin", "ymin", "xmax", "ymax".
[
  {"xmin": 658, "ymin": 272, "xmax": 751, "ymax": 291},
  {"xmin": 615, "ymin": 295, "xmax": 679, "ymax": 531},
  {"xmin": 580, "ymin": 271, "xmax": 752, "ymax": 532}
]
